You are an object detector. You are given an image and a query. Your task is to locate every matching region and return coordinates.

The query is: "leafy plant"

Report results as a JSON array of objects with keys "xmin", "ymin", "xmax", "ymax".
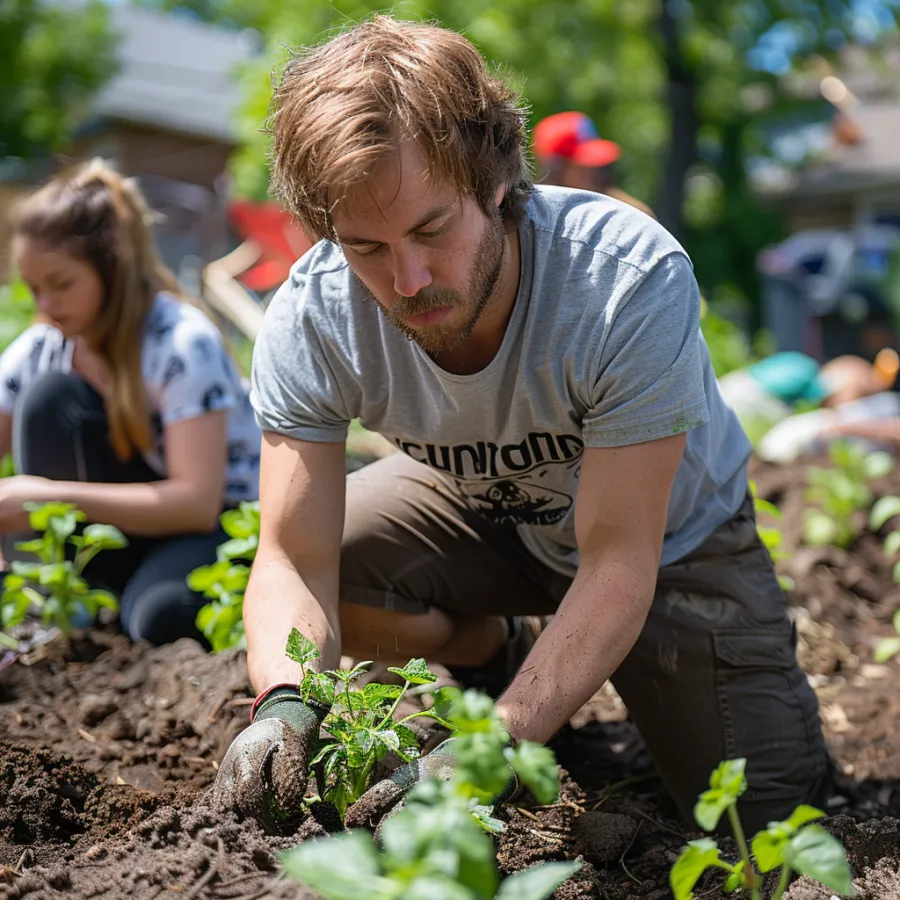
[
  {"xmin": 190, "ymin": 501, "xmax": 259, "ymax": 651},
  {"xmin": 670, "ymin": 758, "xmax": 854, "ymax": 900},
  {"xmin": 803, "ymin": 441, "xmax": 893, "ymax": 550},
  {"xmin": 282, "ymin": 681, "xmax": 578, "ymax": 900},
  {"xmin": 0, "ymin": 502, "xmax": 127, "ymax": 637},
  {"xmin": 285, "ymin": 628, "xmax": 451, "ymax": 819},
  {"xmin": 750, "ymin": 482, "xmax": 794, "ymax": 593}
]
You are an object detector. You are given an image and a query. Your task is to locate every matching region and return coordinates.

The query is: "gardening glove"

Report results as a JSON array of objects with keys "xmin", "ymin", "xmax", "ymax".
[
  {"xmin": 211, "ymin": 685, "xmax": 329, "ymax": 833},
  {"xmin": 344, "ymin": 738, "xmax": 518, "ymax": 832}
]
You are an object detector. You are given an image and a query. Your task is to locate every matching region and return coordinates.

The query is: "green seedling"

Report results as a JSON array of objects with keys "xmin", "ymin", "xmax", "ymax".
[
  {"xmin": 190, "ymin": 501, "xmax": 259, "ymax": 651},
  {"xmin": 282, "ymin": 685, "xmax": 578, "ymax": 900},
  {"xmin": 866, "ymin": 496, "xmax": 900, "ymax": 663},
  {"xmin": 750, "ymin": 482, "xmax": 794, "ymax": 592},
  {"xmin": 0, "ymin": 502, "xmax": 126, "ymax": 637},
  {"xmin": 803, "ymin": 441, "xmax": 893, "ymax": 549},
  {"xmin": 287, "ymin": 628, "xmax": 450, "ymax": 818},
  {"xmin": 670, "ymin": 758, "xmax": 854, "ymax": 900}
]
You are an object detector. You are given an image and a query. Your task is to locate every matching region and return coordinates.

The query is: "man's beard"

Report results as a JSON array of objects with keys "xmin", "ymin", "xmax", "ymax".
[{"xmin": 360, "ymin": 211, "xmax": 506, "ymax": 355}]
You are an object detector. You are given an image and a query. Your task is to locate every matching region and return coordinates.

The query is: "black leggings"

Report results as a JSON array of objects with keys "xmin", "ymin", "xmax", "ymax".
[{"xmin": 12, "ymin": 371, "xmax": 226, "ymax": 645}]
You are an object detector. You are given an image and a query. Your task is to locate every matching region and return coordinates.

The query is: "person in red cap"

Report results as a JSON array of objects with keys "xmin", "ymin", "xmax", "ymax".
[{"xmin": 533, "ymin": 111, "xmax": 655, "ymax": 217}]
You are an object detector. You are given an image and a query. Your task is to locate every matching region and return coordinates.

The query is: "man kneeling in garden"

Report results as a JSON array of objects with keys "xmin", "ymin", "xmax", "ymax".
[{"xmin": 212, "ymin": 16, "xmax": 830, "ymax": 833}]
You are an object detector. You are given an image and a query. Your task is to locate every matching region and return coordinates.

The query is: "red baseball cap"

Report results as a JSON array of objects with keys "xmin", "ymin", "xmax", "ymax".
[{"xmin": 533, "ymin": 111, "xmax": 621, "ymax": 168}]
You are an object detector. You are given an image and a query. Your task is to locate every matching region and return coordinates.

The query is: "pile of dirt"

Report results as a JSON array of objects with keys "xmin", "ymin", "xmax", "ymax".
[{"xmin": 5, "ymin": 453, "xmax": 900, "ymax": 897}]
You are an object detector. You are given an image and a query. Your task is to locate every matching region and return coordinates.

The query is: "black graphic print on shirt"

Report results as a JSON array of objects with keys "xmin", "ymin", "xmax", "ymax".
[{"xmin": 392, "ymin": 432, "xmax": 582, "ymax": 526}]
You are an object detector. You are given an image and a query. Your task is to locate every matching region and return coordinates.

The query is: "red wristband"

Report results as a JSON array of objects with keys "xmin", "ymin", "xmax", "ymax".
[{"xmin": 250, "ymin": 683, "xmax": 300, "ymax": 722}]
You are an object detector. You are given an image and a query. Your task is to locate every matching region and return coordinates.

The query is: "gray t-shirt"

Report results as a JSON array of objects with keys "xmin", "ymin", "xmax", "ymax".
[{"xmin": 251, "ymin": 186, "xmax": 751, "ymax": 575}]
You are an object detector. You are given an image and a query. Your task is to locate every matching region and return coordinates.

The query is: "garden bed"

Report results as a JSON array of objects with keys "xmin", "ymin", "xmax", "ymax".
[{"xmin": 3, "ymin": 455, "xmax": 900, "ymax": 898}]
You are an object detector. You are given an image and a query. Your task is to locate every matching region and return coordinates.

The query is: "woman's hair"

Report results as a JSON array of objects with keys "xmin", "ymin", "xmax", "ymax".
[
  {"xmin": 11, "ymin": 159, "xmax": 182, "ymax": 462},
  {"xmin": 269, "ymin": 16, "xmax": 533, "ymax": 241}
]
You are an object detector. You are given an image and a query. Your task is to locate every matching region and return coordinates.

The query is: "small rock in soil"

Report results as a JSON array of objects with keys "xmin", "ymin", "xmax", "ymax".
[{"xmin": 573, "ymin": 811, "xmax": 637, "ymax": 864}]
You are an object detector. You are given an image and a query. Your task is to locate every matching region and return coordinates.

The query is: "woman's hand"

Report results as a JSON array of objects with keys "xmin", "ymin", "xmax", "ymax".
[{"xmin": 0, "ymin": 475, "xmax": 54, "ymax": 532}]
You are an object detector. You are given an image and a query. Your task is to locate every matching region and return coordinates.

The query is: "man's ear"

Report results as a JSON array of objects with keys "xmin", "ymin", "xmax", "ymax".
[{"xmin": 494, "ymin": 182, "xmax": 507, "ymax": 208}]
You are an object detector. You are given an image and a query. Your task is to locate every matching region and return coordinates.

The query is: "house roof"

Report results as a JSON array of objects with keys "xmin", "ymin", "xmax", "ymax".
[
  {"xmin": 763, "ymin": 101, "xmax": 900, "ymax": 201},
  {"xmin": 89, "ymin": 5, "xmax": 257, "ymax": 143}
]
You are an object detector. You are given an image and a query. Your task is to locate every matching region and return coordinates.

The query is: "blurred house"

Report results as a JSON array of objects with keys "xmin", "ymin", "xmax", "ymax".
[
  {"xmin": 754, "ymin": 43, "xmax": 900, "ymax": 362},
  {"xmin": 759, "ymin": 41, "xmax": 900, "ymax": 231}
]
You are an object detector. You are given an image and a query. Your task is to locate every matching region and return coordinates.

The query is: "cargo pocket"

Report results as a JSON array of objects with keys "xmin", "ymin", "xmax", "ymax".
[{"xmin": 712, "ymin": 625, "xmax": 826, "ymax": 805}]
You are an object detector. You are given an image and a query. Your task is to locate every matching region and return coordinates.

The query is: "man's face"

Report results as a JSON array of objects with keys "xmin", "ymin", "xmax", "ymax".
[{"xmin": 331, "ymin": 140, "xmax": 506, "ymax": 354}]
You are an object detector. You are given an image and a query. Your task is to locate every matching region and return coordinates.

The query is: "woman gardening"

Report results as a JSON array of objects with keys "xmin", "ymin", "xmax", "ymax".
[{"xmin": 0, "ymin": 159, "xmax": 261, "ymax": 644}]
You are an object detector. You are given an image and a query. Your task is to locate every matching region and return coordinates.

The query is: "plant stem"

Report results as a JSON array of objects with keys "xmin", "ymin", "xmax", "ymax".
[
  {"xmin": 377, "ymin": 679, "xmax": 411, "ymax": 731},
  {"xmin": 727, "ymin": 805, "xmax": 761, "ymax": 898},
  {"xmin": 770, "ymin": 864, "xmax": 792, "ymax": 900}
]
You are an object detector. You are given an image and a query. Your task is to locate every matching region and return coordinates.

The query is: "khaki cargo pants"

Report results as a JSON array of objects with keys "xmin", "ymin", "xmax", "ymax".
[{"xmin": 339, "ymin": 454, "xmax": 830, "ymax": 832}]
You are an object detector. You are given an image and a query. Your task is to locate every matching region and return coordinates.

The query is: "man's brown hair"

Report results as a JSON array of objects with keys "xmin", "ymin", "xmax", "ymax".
[{"xmin": 269, "ymin": 16, "xmax": 532, "ymax": 241}]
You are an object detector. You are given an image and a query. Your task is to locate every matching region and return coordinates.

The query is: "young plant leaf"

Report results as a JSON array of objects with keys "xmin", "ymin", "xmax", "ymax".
[
  {"xmin": 885, "ymin": 531, "xmax": 900, "ymax": 558},
  {"xmin": 280, "ymin": 831, "xmax": 389, "ymax": 900},
  {"xmin": 863, "ymin": 451, "xmax": 894, "ymax": 481},
  {"xmin": 803, "ymin": 510, "xmax": 839, "ymax": 547},
  {"xmin": 285, "ymin": 628, "xmax": 320, "ymax": 669},
  {"xmin": 870, "ymin": 496, "xmax": 900, "ymax": 531},
  {"xmin": 723, "ymin": 870, "xmax": 744, "ymax": 893},
  {"xmin": 79, "ymin": 523, "xmax": 128, "ymax": 550},
  {"xmin": 754, "ymin": 498, "xmax": 782, "ymax": 519},
  {"xmin": 877, "ymin": 636, "xmax": 900, "ymax": 664},
  {"xmin": 505, "ymin": 741, "xmax": 560, "ymax": 805},
  {"xmin": 694, "ymin": 758, "xmax": 747, "ymax": 832},
  {"xmin": 387, "ymin": 657, "xmax": 438, "ymax": 685},
  {"xmin": 494, "ymin": 861, "xmax": 582, "ymax": 900},
  {"xmin": 784, "ymin": 824, "xmax": 855, "ymax": 896},
  {"xmin": 670, "ymin": 838, "xmax": 731, "ymax": 900},
  {"xmin": 777, "ymin": 574, "xmax": 796, "ymax": 592}
]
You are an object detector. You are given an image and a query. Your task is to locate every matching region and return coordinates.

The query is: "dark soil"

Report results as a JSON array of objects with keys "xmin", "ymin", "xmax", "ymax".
[{"xmin": 4, "ymin": 454, "xmax": 900, "ymax": 898}]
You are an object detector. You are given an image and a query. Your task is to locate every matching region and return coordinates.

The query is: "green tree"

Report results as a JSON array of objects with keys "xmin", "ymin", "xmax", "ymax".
[
  {"xmin": 1, "ymin": 0, "xmax": 118, "ymax": 159},
  {"xmin": 145, "ymin": 0, "xmax": 899, "ymax": 315}
]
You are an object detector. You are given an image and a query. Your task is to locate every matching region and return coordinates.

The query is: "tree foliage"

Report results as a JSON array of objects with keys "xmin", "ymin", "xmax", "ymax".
[
  {"xmin": 139, "ymin": 0, "xmax": 900, "ymax": 313},
  {"xmin": 1, "ymin": 0, "xmax": 118, "ymax": 160}
]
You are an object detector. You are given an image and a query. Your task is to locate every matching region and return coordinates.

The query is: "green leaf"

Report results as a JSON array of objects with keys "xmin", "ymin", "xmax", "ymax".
[
  {"xmin": 804, "ymin": 511, "xmax": 838, "ymax": 547},
  {"xmin": 280, "ymin": 831, "xmax": 389, "ymax": 900},
  {"xmin": 777, "ymin": 574, "xmax": 796, "ymax": 592},
  {"xmin": 375, "ymin": 728, "xmax": 401, "ymax": 755},
  {"xmin": 397, "ymin": 877, "xmax": 475, "ymax": 900},
  {"xmin": 38, "ymin": 562, "xmax": 74, "ymax": 588},
  {"xmin": 505, "ymin": 741, "xmax": 559, "ymax": 805},
  {"xmin": 431, "ymin": 686, "xmax": 460, "ymax": 720},
  {"xmin": 784, "ymin": 825, "xmax": 855, "ymax": 895},
  {"xmin": 80, "ymin": 590, "xmax": 120, "ymax": 614},
  {"xmin": 754, "ymin": 498, "xmax": 782, "ymax": 519},
  {"xmin": 723, "ymin": 870, "xmax": 744, "ymax": 893},
  {"xmin": 757, "ymin": 526, "xmax": 784, "ymax": 553},
  {"xmin": 13, "ymin": 538, "xmax": 48, "ymax": 558},
  {"xmin": 670, "ymin": 839, "xmax": 730, "ymax": 900},
  {"xmin": 752, "ymin": 824, "xmax": 790, "ymax": 873},
  {"xmin": 448, "ymin": 689, "xmax": 499, "ymax": 733},
  {"xmin": 216, "ymin": 535, "xmax": 258, "ymax": 561},
  {"xmin": 79, "ymin": 523, "xmax": 128, "ymax": 550},
  {"xmin": 285, "ymin": 628, "xmax": 320, "ymax": 668},
  {"xmin": 10, "ymin": 561, "xmax": 43, "ymax": 579},
  {"xmin": 394, "ymin": 723, "xmax": 420, "ymax": 751},
  {"xmin": 1, "ymin": 588, "xmax": 34, "ymax": 628},
  {"xmin": 874, "ymin": 635, "xmax": 900, "ymax": 664},
  {"xmin": 24, "ymin": 501, "xmax": 85, "ymax": 535},
  {"xmin": 301, "ymin": 670, "xmax": 335, "ymax": 706},
  {"xmin": 363, "ymin": 683, "xmax": 404, "ymax": 705},
  {"xmin": 3, "ymin": 574, "xmax": 26, "ymax": 591},
  {"xmin": 220, "ymin": 502, "xmax": 260, "ymax": 540},
  {"xmin": 885, "ymin": 532, "xmax": 900, "ymax": 557},
  {"xmin": 870, "ymin": 497, "xmax": 900, "ymax": 531},
  {"xmin": 863, "ymin": 452, "xmax": 894, "ymax": 481},
  {"xmin": 0, "ymin": 453, "xmax": 15, "ymax": 478},
  {"xmin": 694, "ymin": 758, "xmax": 747, "ymax": 832},
  {"xmin": 784, "ymin": 805, "xmax": 826, "ymax": 831},
  {"xmin": 387, "ymin": 658, "xmax": 438, "ymax": 685},
  {"xmin": 470, "ymin": 804, "xmax": 505, "ymax": 833},
  {"xmin": 494, "ymin": 861, "xmax": 582, "ymax": 900}
]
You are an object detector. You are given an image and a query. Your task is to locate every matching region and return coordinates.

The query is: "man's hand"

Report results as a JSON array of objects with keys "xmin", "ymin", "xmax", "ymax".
[{"xmin": 211, "ymin": 686, "xmax": 329, "ymax": 833}]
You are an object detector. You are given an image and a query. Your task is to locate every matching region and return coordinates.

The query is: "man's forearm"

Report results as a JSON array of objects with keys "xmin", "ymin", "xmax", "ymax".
[
  {"xmin": 496, "ymin": 559, "xmax": 654, "ymax": 744},
  {"xmin": 243, "ymin": 552, "xmax": 342, "ymax": 694}
]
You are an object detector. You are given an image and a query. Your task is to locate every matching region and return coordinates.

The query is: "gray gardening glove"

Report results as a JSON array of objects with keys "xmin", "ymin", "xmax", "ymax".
[
  {"xmin": 344, "ymin": 738, "xmax": 518, "ymax": 832},
  {"xmin": 211, "ymin": 685, "xmax": 329, "ymax": 833}
]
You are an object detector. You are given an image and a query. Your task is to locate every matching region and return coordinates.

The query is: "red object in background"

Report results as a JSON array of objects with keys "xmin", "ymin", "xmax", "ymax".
[{"xmin": 228, "ymin": 200, "xmax": 314, "ymax": 292}]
